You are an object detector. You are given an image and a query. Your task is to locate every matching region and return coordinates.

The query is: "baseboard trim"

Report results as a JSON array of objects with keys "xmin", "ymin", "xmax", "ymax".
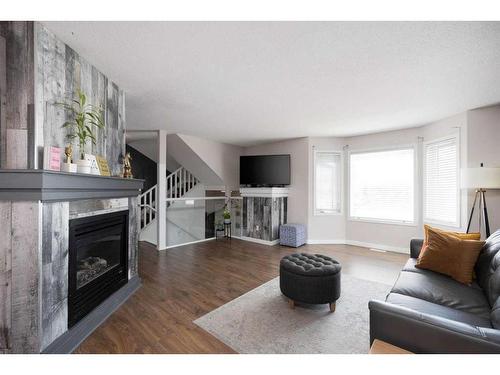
[
  {"xmin": 345, "ymin": 240, "xmax": 408, "ymax": 254},
  {"xmin": 42, "ymin": 276, "xmax": 141, "ymax": 354},
  {"xmin": 306, "ymin": 239, "xmax": 346, "ymax": 245},
  {"xmin": 240, "ymin": 236, "xmax": 280, "ymax": 246},
  {"xmin": 306, "ymin": 239, "xmax": 408, "ymax": 254},
  {"xmin": 163, "ymin": 237, "xmax": 215, "ymax": 250}
]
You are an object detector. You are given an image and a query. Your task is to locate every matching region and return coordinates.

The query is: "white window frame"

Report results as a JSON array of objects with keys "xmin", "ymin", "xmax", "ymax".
[
  {"xmin": 423, "ymin": 135, "xmax": 461, "ymax": 228},
  {"xmin": 313, "ymin": 150, "xmax": 343, "ymax": 216},
  {"xmin": 348, "ymin": 144, "xmax": 418, "ymax": 226}
]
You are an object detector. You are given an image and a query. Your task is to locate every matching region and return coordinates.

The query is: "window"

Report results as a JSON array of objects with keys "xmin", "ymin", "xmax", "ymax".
[
  {"xmin": 349, "ymin": 147, "xmax": 415, "ymax": 224},
  {"xmin": 314, "ymin": 151, "xmax": 342, "ymax": 214},
  {"xmin": 424, "ymin": 136, "xmax": 459, "ymax": 226}
]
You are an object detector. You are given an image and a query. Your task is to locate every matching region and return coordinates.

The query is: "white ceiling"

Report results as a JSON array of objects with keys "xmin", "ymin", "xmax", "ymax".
[{"xmin": 43, "ymin": 21, "xmax": 500, "ymax": 146}]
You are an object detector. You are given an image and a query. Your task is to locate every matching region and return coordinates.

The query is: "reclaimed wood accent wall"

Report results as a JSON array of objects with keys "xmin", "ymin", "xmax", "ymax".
[
  {"xmin": 34, "ymin": 23, "xmax": 125, "ymax": 175},
  {"xmin": 242, "ymin": 197, "xmax": 287, "ymax": 241},
  {"xmin": 0, "ymin": 22, "xmax": 136, "ymax": 353},
  {"xmin": 0, "ymin": 22, "xmax": 35, "ymax": 169}
]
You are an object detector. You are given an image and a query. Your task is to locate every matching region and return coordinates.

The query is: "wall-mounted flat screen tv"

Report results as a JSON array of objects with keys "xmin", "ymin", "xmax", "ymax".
[{"xmin": 240, "ymin": 154, "xmax": 291, "ymax": 186}]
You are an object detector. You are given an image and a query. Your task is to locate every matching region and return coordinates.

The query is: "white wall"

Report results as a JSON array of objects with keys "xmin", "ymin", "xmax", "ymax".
[
  {"xmin": 242, "ymin": 114, "xmax": 469, "ymax": 252},
  {"xmin": 343, "ymin": 127, "xmax": 422, "ymax": 251},
  {"xmin": 178, "ymin": 134, "xmax": 243, "ymax": 190},
  {"xmin": 244, "ymin": 138, "xmax": 309, "ymax": 226},
  {"xmin": 467, "ymin": 105, "xmax": 500, "ymax": 234},
  {"xmin": 308, "ymin": 137, "xmax": 347, "ymax": 242},
  {"xmin": 342, "ymin": 114, "xmax": 468, "ymax": 251}
]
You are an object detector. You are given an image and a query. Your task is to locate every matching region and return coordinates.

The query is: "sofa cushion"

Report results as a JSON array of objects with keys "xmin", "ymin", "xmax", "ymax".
[
  {"xmin": 391, "ymin": 270, "xmax": 491, "ymax": 320},
  {"xmin": 402, "ymin": 258, "xmax": 483, "ymax": 290},
  {"xmin": 493, "ymin": 297, "xmax": 500, "ymax": 329},
  {"xmin": 475, "ymin": 230, "xmax": 500, "ymax": 306},
  {"xmin": 386, "ymin": 292, "xmax": 492, "ymax": 328}
]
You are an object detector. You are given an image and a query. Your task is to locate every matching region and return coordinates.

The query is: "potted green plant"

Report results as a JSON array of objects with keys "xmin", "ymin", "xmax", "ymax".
[
  {"xmin": 59, "ymin": 89, "xmax": 104, "ymax": 174},
  {"xmin": 223, "ymin": 206, "xmax": 231, "ymax": 224}
]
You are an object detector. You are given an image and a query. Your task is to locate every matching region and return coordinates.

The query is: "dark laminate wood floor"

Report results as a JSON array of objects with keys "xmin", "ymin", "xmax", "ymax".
[{"xmin": 74, "ymin": 239, "xmax": 408, "ymax": 354}]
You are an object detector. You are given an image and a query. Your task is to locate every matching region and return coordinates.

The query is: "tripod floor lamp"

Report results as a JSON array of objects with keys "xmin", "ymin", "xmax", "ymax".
[{"xmin": 461, "ymin": 164, "xmax": 500, "ymax": 238}]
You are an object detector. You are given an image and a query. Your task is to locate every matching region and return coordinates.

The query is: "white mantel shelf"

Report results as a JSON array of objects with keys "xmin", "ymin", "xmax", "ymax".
[
  {"xmin": 239, "ymin": 187, "xmax": 290, "ymax": 198},
  {"xmin": 0, "ymin": 169, "xmax": 144, "ymax": 202}
]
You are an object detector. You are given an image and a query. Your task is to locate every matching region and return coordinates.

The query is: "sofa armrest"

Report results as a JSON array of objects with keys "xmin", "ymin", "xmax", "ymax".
[
  {"xmin": 369, "ymin": 300, "xmax": 500, "ymax": 354},
  {"xmin": 410, "ymin": 239, "xmax": 424, "ymax": 259}
]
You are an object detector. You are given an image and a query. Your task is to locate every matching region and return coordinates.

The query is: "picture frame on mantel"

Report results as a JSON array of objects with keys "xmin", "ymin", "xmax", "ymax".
[
  {"xmin": 96, "ymin": 155, "xmax": 111, "ymax": 176},
  {"xmin": 43, "ymin": 146, "xmax": 62, "ymax": 171}
]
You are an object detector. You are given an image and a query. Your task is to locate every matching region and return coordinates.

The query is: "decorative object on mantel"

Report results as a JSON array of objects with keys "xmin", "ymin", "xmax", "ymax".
[
  {"xmin": 43, "ymin": 146, "xmax": 62, "ymax": 171},
  {"xmin": 58, "ymin": 89, "xmax": 105, "ymax": 174},
  {"xmin": 96, "ymin": 155, "xmax": 111, "ymax": 176},
  {"xmin": 461, "ymin": 163, "xmax": 500, "ymax": 238},
  {"xmin": 61, "ymin": 144, "xmax": 78, "ymax": 173},
  {"xmin": 122, "ymin": 152, "xmax": 133, "ymax": 178},
  {"xmin": 85, "ymin": 154, "xmax": 100, "ymax": 175}
]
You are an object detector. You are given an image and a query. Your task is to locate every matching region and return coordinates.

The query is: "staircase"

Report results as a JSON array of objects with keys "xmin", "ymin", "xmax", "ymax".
[{"xmin": 139, "ymin": 166, "xmax": 200, "ymax": 232}]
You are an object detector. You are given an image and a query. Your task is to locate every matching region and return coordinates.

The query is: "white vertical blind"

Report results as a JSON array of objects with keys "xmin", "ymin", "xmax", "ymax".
[
  {"xmin": 424, "ymin": 137, "xmax": 459, "ymax": 226},
  {"xmin": 349, "ymin": 148, "xmax": 415, "ymax": 223},
  {"xmin": 314, "ymin": 152, "xmax": 341, "ymax": 214}
]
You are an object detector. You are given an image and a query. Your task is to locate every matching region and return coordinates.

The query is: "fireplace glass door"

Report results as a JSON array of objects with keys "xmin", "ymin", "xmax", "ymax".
[
  {"xmin": 68, "ymin": 210, "xmax": 129, "ymax": 327},
  {"xmin": 75, "ymin": 227, "xmax": 122, "ymax": 289}
]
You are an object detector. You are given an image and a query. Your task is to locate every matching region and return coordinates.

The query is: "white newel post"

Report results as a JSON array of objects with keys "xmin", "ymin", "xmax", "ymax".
[{"xmin": 157, "ymin": 130, "xmax": 168, "ymax": 250}]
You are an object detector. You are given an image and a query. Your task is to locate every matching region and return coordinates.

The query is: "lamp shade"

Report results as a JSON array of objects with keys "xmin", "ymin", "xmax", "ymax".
[{"xmin": 461, "ymin": 167, "xmax": 500, "ymax": 189}]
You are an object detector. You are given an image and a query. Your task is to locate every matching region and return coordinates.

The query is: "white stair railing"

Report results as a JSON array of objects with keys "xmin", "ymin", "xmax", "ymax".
[
  {"xmin": 139, "ymin": 167, "xmax": 200, "ymax": 230},
  {"xmin": 166, "ymin": 167, "xmax": 199, "ymax": 206},
  {"xmin": 139, "ymin": 185, "xmax": 157, "ymax": 230}
]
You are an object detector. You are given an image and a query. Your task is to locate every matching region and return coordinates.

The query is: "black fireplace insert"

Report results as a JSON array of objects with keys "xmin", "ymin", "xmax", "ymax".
[{"xmin": 68, "ymin": 210, "xmax": 129, "ymax": 327}]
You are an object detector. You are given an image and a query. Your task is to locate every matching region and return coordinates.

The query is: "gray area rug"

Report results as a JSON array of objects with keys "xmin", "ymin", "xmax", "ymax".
[{"xmin": 194, "ymin": 275, "xmax": 392, "ymax": 354}]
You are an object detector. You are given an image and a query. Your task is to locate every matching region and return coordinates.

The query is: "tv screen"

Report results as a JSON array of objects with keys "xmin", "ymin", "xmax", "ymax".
[{"xmin": 240, "ymin": 154, "xmax": 291, "ymax": 186}]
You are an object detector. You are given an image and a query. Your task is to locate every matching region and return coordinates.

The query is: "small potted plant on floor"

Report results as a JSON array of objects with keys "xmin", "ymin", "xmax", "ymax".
[
  {"xmin": 223, "ymin": 206, "xmax": 231, "ymax": 224},
  {"xmin": 59, "ymin": 89, "xmax": 104, "ymax": 174}
]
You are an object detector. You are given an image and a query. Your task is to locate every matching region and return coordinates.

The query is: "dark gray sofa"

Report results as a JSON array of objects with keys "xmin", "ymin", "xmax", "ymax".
[{"xmin": 369, "ymin": 230, "xmax": 500, "ymax": 353}]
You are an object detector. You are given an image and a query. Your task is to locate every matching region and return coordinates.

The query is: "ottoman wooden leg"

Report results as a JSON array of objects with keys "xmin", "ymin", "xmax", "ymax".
[
  {"xmin": 288, "ymin": 299, "xmax": 295, "ymax": 309},
  {"xmin": 329, "ymin": 302, "xmax": 336, "ymax": 313}
]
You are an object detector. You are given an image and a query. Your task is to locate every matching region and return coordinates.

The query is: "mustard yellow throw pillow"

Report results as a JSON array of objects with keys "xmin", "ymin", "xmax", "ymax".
[{"xmin": 416, "ymin": 226, "xmax": 484, "ymax": 285}]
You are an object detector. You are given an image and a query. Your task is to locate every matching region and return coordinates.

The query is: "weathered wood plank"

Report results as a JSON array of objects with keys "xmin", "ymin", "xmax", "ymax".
[
  {"xmin": 0, "ymin": 269, "xmax": 11, "ymax": 351},
  {"xmin": 41, "ymin": 202, "xmax": 68, "ymax": 350},
  {"xmin": 0, "ymin": 201, "xmax": 11, "ymax": 351},
  {"xmin": 0, "ymin": 34, "xmax": 6, "ymax": 168},
  {"xmin": 11, "ymin": 201, "xmax": 40, "ymax": 353},
  {"xmin": 128, "ymin": 197, "xmax": 139, "ymax": 278},
  {"xmin": 0, "ymin": 22, "xmax": 34, "ymax": 168},
  {"xmin": 5, "ymin": 128, "xmax": 27, "ymax": 168}
]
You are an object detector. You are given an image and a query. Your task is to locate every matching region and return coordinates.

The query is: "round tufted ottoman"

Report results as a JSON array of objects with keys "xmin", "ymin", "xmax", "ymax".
[{"xmin": 280, "ymin": 253, "xmax": 341, "ymax": 312}]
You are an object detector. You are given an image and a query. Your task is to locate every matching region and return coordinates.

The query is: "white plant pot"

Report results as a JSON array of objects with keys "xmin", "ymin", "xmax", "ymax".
[
  {"xmin": 224, "ymin": 218, "xmax": 231, "ymax": 224},
  {"xmin": 76, "ymin": 159, "xmax": 91, "ymax": 174},
  {"xmin": 61, "ymin": 163, "xmax": 77, "ymax": 173}
]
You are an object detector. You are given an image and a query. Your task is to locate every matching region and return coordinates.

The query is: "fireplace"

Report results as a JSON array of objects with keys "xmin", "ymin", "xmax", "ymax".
[{"xmin": 68, "ymin": 210, "xmax": 129, "ymax": 327}]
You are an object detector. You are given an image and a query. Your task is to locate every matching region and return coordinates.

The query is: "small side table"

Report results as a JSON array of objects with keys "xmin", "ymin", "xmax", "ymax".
[{"xmin": 215, "ymin": 227, "xmax": 225, "ymax": 240}]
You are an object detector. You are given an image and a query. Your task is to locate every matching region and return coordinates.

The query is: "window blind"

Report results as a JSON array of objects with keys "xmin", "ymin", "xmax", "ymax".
[
  {"xmin": 424, "ymin": 137, "xmax": 459, "ymax": 226},
  {"xmin": 349, "ymin": 148, "xmax": 415, "ymax": 223},
  {"xmin": 314, "ymin": 152, "xmax": 341, "ymax": 214}
]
